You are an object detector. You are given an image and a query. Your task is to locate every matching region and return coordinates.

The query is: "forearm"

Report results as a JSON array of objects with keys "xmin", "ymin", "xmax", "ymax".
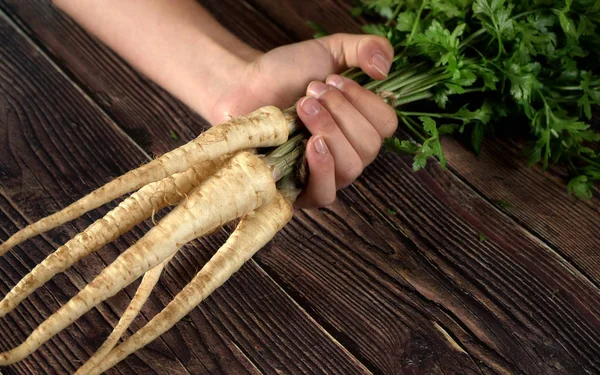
[{"xmin": 52, "ymin": 0, "xmax": 260, "ymax": 119}]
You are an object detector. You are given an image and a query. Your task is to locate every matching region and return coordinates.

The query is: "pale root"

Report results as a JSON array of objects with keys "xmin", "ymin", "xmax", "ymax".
[
  {"xmin": 0, "ymin": 158, "xmax": 226, "ymax": 319},
  {"xmin": 91, "ymin": 192, "xmax": 293, "ymax": 375},
  {"xmin": 0, "ymin": 106, "xmax": 287, "ymax": 255},
  {"xmin": 74, "ymin": 254, "xmax": 175, "ymax": 375},
  {"xmin": 0, "ymin": 151, "xmax": 277, "ymax": 365}
]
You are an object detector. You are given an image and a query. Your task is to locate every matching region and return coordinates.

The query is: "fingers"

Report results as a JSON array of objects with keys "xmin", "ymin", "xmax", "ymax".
[
  {"xmin": 297, "ymin": 96, "xmax": 363, "ymax": 189},
  {"xmin": 316, "ymin": 33, "xmax": 394, "ymax": 79},
  {"xmin": 325, "ymin": 75, "xmax": 398, "ymax": 138},
  {"xmin": 295, "ymin": 74, "xmax": 399, "ymax": 208},
  {"xmin": 307, "ymin": 81, "xmax": 382, "ymax": 166},
  {"xmin": 295, "ymin": 135, "xmax": 336, "ymax": 209}
]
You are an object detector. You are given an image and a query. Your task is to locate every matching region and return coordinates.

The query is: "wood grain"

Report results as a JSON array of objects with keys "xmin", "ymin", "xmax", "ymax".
[
  {"xmin": 254, "ymin": 144, "xmax": 600, "ymax": 374},
  {"xmin": 441, "ymin": 137, "xmax": 600, "ymax": 287},
  {"xmin": 0, "ymin": 11, "xmax": 369, "ymax": 375},
  {"xmin": 1, "ymin": 0, "xmax": 599, "ymax": 374}
]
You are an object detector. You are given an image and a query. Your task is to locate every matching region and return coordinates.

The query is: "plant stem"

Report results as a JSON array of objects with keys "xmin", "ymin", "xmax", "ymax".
[
  {"xmin": 399, "ymin": 115, "xmax": 427, "ymax": 142},
  {"xmin": 394, "ymin": 91, "xmax": 434, "ymax": 106},
  {"xmin": 399, "ymin": 111, "xmax": 463, "ymax": 120},
  {"xmin": 459, "ymin": 28, "xmax": 487, "ymax": 49},
  {"xmin": 386, "ymin": 3, "xmax": 403, "ymax": 27},
  {"xmin": 579, "ymin": 155, "xmax": 600, "ymax": 170}
]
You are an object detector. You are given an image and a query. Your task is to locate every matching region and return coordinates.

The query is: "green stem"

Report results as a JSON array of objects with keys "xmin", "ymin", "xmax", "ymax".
[
  {"xmin": 579, "ymin": 155, "xmax": 600, "ymax": 170},
  {"xmin": 386, "ymin": 3, "xmax": 403, "ymax": 27},
  {"xmin": 376, "ymin": 70, "xmax": 429, "ymax": 92},
  {"xmin": 398, "ymin": 0, "xmax": 427, "ymax": 58},
  {"xmin": 397, "ymin": 72, "xmax": 451, "ymax": 95},
  {"xmin": 399, "ymin": 111, "xmax": 463, "ymax": 120},
  {"xmin": 266, "ymin": 147, "xmax": 303, "ymax": 182},
  {"xmin": 364, "ymin": 64, "xmax": 422, "ymax": 91},
  {"xmin": 458, "ymin": 28, "xmax": 487, "ymax": 49},
  {"xmin": 461, "ymin": 87, "xmax": 486, "ymax": 94},
  {"xmin": 265, "ymin": 133, "xmax": 305, "ymax": 159},
  {"xmin": 394, "ymin": 91, "xmax": 434, "ymax": 106},
  {"xmin": 398, "ymin": 114, "xmax": 427, "ymax": 142}
]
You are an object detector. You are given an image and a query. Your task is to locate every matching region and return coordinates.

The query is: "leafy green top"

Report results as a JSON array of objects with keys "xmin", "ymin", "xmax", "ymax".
[{"xmin": 348, "ymin": 0, "xmax": 600, "ymax": 198}]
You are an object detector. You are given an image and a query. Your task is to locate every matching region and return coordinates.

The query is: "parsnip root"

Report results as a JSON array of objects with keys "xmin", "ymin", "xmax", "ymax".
[
  {"xmin": 91, "ymin": 191, "xmax": 293, "ymax": 375},
  {"xmin": 74, "ymin": 254, "xmax": 176, "ymax": 375},
  {"xmin": 0, "ymin": 106, "xmax": 288, "ymax": 256},
  {"xmin": 0, "ymin": 158, "xmax": 226, "ymax": 319},
  {"xmin": 0, "ymin": 151, "xmax": 277, "ymax": 365}
]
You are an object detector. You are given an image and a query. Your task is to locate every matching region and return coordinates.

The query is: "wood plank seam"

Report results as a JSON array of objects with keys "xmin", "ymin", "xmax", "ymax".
[
  {"xmin": 447, "ymin": 164, "xmax": 600, "ymax": 294},
  {"xmin": 0, "ymin": 6, "xmax": 375, "ymax": 374},
  {"xmin": 0, "ymin": 6, "xmax": 151, "ymax": 161},
  {"xmin": 0, "ymin": 9, "xmax": 238, "ymax": 375},
  {"xmin": 245, "ymin": 254, "xmax": 374, "ymax": 375}
]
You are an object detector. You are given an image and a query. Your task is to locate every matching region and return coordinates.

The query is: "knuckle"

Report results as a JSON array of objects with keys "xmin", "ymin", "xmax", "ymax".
[
  {"xmin": 365, "ymin": 137, "xmax": 382, "ymax": 160},
  {"xmin": 368, "ymin": 34, "xmax": 393, "ymax": 51},
  {"xmin": 338, "ymin": 158, "xmax": 363, "ymax": 186},
  {"xmin": 312, "ymin": 113, "xmax": 337, "ymax": 133},
  {"xmin": 380, "ymin": 109, "xmax": 399, "ymax": 138},
  {"xmin": 320, "ymin": 88, "xmax": 347, "ymax": 112},
  {"xmin": 316, "ymin": 192, "xmax": 337, "ymax": 207}
]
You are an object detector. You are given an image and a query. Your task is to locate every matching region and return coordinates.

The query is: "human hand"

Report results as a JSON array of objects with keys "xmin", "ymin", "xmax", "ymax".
[{"xmin": 209, "ymin": 34, "xmax": 398, "ymax": 208}]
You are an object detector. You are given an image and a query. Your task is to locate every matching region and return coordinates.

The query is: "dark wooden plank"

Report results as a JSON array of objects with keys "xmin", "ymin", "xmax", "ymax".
[
  {"xmin": 441, "ymin": 137, "xmax": 600, "ymax": 287},
  {"xmin": 0, "ymin": 0, "xmax": 290, "ymax": 159},
  {"xmin": 255, "ymin": 144, "xmax": 600, "ymax": 374},
  {"xmin": 213, "ymin": 1, "xmax": 600, "ymax": 373},
  {"xmin": 245, "ymin": 0, "xmax": 362, "ymax": 40},
  {"xmin": 3, "ymin": 0, "xmax": 600, "ymax": 374},
  {"xmin": 0, "ymin": 11, "xmax": 369, "ymax": 375}
]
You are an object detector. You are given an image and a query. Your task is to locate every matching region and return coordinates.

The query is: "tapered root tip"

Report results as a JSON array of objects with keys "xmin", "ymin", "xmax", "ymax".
[
  {"xmin": 0, "ymin": 349, "xmax": 21, "ymax": 366},
  {"xmin": 0, "ymin": 237, "xmax": 17, "ymax": 257}
]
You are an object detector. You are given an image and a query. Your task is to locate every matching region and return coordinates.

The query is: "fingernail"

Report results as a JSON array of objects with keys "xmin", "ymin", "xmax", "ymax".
[
  {"xmin": 370, "ymin": 52, "xmax": 390, "ymax": 77},
  {"xmin": 326, "ymin": 75, "xmax": 345, "ymax": 89},
  {"xmin": 313, "ymin": 135, "xmax": 329, "ymax": 155},
  {"xmin": 307, "ymin": 81, "xmax": 329, "ymax": 98},
  {"xmin": 300, "ymin": 97, "xmax": 320, "ymax": 116}
]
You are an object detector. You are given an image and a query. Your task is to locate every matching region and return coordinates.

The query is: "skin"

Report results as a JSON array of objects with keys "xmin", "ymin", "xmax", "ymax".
[
  {"xmin": 52, "ymin": 0, "xmax": 399, "ymax": 208},
  {"xmin": 0, "ymin": 157, "xmax": 227, "ymax": 318},
  {"xmin": 0, "ymin": 105, "xmax": 286, "ymax": 256},
  {"xmin": 0, "ymin": 152, "xmax": 276, "ymax": 366},
  {"xmin": 74, "ymin": 254, "xmax": 175, "ymax": 375},
  {"xmin": 90, "ymin": 191, "xmax": 294, "ymax": 375}
]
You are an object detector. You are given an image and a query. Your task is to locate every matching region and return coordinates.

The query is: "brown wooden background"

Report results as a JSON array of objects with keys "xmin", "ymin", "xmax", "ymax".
[{"xmin": 0, "ymin": 1, "xmax": 599, "ymax": 374}]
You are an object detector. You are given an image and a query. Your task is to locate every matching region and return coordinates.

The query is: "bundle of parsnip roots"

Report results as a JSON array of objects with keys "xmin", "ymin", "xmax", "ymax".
[{"xmin": 0, "ymin": 106, "xmax": 304, "ymax": 374}]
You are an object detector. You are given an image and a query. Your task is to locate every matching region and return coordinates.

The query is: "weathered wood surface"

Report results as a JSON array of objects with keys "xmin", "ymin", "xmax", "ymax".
[
  {"xmin": 0, "ymin": 1, "xmax": 599, "ymax": 374},
  {"xmin": 0, "ymin": 7, "xmax": 368, "ymax": 375}
]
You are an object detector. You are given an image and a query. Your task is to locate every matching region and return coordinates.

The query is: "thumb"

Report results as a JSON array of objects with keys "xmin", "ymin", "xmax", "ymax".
[{"xmin": 316, "ymin": 33, "xmax": 394, "ymax": 80}]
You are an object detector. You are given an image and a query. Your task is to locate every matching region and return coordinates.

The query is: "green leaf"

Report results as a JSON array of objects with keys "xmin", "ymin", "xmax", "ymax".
[
  {"xmin": 413, "ymin": 153, "xmax": 429, "ymax": 171},
  {"xmin": 350, "ymin": 7, "xmax": 363, "ymax": 17},
  {"xmin": 505, "ymin": 62, "xmax": 541, "ymax": 102},
  {"xmin": 455, "ymin": 103, "xmax": 493, "ymax": 125},
  {"xmin": 420, "ymin": 116, "xmax": 438, "ymax": 137},
  {"xmin": 473, "ymin": 0, "xmax": 515, "ymax": 47},
  {"xmin": 397, "ymin": 11, "xmax": 417, "ymax": 32},
  {"xmin": 557, "ymin": 8, "xmax": 578, "ymax": 40},
  {"xmin": 568, "ymin": 175, "xmax": 593, "ymax": 199},
  {"xmin": 384, "ymin": 137, "xmax": 421, "ymax": 154},
  {"xmin": 362, "ymin": 23, "xmax": 389, "ymax": 37},
  {"xmin": 439, "ymin": 124, "xmax": 459, "ymax": 134},
  {"xmin": 471, "ymin": 123, "xmax": 485, "ymax": 155},
  {"xmin": 433, "ymin": 89, "xmax": 450, "ymax": 108}
]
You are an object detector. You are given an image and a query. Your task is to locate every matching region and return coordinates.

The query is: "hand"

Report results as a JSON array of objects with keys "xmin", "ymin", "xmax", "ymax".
[{"xmin": 209, "ymin": 34, "xmax": 398, "ymax": 208}]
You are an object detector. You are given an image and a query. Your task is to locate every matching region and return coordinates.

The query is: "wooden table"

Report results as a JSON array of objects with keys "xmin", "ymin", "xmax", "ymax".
[{"xmin": 1, "ymin": 1, "xmax": 599, "ymax": 374}]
